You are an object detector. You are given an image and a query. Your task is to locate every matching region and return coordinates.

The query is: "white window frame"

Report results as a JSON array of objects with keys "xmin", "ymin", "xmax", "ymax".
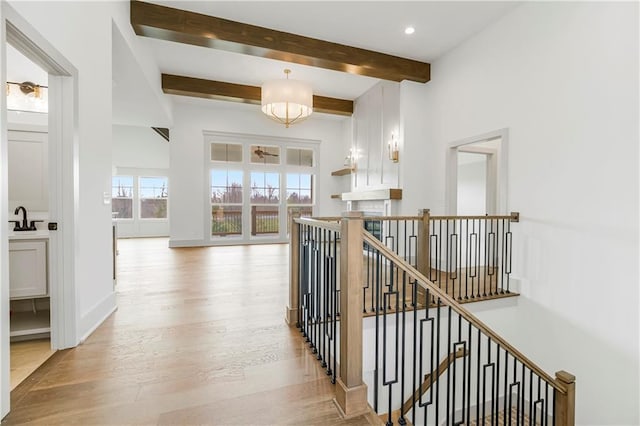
[{"xmin": 203, "ymin": 131, "xmax": 318, "ymax": 245}]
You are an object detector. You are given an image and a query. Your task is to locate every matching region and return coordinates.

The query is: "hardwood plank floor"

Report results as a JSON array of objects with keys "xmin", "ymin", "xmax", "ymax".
[
  {"xmin": 2, "ymin": 238, "xmax": 377, "ymax": 425},
  {"xmin": 9, "ymin": 339, "xmax": 54, "ymax": 391}
]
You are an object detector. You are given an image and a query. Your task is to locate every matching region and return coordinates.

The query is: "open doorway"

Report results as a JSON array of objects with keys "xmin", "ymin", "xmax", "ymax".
[
  {"xmin": 2, "ymin": 4, "xmax": 79, "ymax": 418},
  {"xmin": 5, "ymin": 44, "xmax": 55, "ymax": 391},
  {"xmin": 446, "ymin": 128, "xmax": 508, "ymax": 215}
]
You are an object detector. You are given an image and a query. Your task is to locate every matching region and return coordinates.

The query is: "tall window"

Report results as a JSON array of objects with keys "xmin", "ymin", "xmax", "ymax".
[
  {"xmin": 139, "ymin": 176, "xmax": 168, "ymax": 219},
  {"xmin": 112, "ymin": 176, "xmax": 133, "ymax": 219},
  {"xmin": 250, "ymin": 172, "xmax": 280, "ymax": 236},
  {"xmin": 286, "ymin": 173, "xmax": 313, "ymax": 227},
  {"xmin": 207, "ymin": 136, "xmax": 317, "ymax": 242},
  {"xmin": 211, "ymin": 169, "xmax": 243, "ymax": 236}
]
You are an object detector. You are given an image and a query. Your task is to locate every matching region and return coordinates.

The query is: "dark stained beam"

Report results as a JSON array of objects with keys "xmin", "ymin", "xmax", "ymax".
[
  {"xmin": 162, "ymin": 74, "xmax": 353, "ymax": 116},
  {"xmin": 151, "ymin": 127, "xmax": 170, "ymax": 142},
  {"xmin": 132, "ymin": 1, "xmax": 430, "ymax": 83}
]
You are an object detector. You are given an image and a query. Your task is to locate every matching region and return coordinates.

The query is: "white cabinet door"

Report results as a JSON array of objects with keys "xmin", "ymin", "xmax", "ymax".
[{"xmin": 9, "ymin": 240, "xmax": 47, "ymax": 299}]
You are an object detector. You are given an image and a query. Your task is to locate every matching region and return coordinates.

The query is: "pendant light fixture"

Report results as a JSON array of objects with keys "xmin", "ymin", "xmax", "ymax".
[{"xmin": 261, "ymin": 69, "xmax": 313, "ymax": 128}]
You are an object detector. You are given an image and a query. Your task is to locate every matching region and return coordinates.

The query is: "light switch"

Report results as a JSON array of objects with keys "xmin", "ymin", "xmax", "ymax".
[{"xmin": 103, "ymin": 191, "xmax": 111, "ymax": 205}]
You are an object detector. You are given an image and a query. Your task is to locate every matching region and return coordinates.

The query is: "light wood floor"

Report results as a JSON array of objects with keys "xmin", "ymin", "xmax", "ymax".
[
  {"xmin": 9, "ymin": 339, "xmax": 54, "ymax": 391},
  {"xmin": 2, "ymin": 238, "xmax": 377, "ymax": 425}
]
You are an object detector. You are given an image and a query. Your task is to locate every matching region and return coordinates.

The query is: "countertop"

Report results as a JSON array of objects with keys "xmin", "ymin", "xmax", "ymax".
[{"xmin": 8, "ymin": 229, "xmax": 50, "ymax": 240}]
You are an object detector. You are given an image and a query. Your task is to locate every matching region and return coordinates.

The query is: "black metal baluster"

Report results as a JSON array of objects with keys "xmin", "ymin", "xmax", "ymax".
[
  {"xmin": 504, "ymin": 350, "xmax": 509, "ymax": 424},
  {"xmin": 446, "ymin": 305, "xmax": 452, "ymax": 426},
  {"xmin": 464, "ymin": 219, "xmax": 470, "ymax": 300},
  {"xmin": 420, "ymin": 288, "xmax": 434, "ymax": 426},
  {"xmin": 529, "ymin": 369, "xmax": 534, "ymax": 426},
  {"xmin": 411, "ymin": 277, "xmax": 418, "ymax": 426},
  {"xmin": 332, "ymin": 229, "xmax": 338, "ymax": 383},
  {"xmin": 318, "ymin": 228, "xmax": 324, "ymax": 363},
  {"xmin": 506, "ymin": 219, "xmax": 512, "ymax": 294},
  {"xmin": 398, "ymin": 270, "xmax": 407, "ymax": 425},
  {"xmin": 374, "ymin": 248, "xmax": 381, "ymax": 412},
  {"xmin": 476, "ymin": 328, "xmax": 481, "ymax": 424},
  {"xmin": 544, "ymin": 382, "xmax": 549, "ymax": 426},
  {"xmin": 491, "ymin": 218, "xmax": 496, "ymax": 297},
  {"xmin": 515, "ymin": 359, "xmax": 521, "ymax": 426},
  {"xmin": 521, "ymin": 363, "xmax": 526, "ymax": 425},
  {"xmin": 488, "ymin": 337, "xmax": 495, "ymax": 426},
  {"xmin": 311, "ymin": 226, "xmax": 319, "ymax": 354},
  {"xmin": 466, "ymin": 320, "xmax": 472, "ymax": 426},
  {"xmin": 496, "ymin": 344, "xmax": 501, "ymax": 425},
  {"xmin": 435, "ymin": 299, "xmax": 441, "ymax": 425}
]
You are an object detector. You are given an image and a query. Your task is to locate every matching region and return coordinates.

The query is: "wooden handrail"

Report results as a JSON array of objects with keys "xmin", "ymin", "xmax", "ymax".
[
  {"xmin": 309, "ymin": 212, "xmax": 520, "ymax": 222},
  {"xmin": 430, "ymin": 212, "xmax": 520, "ymax": 222},
  {"xmin": 295, "ymin": 217, "xmax": 341, "ymax": 232},
  {"xmin": 362, "ymin": 230, "xmax": 565, "ymax": 393},
  {"xmin": 401, "ymin": 348, "xmax": 466, "ymax": 415}
]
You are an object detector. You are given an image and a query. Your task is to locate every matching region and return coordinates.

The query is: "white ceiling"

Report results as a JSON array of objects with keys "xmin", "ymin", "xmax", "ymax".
[
  {"xmin": 112, "ymin": 1, "xmax": 519, "ymax": 126},
  {"xmin": 142, "ymin": 1, "xmax": 519, "ymax": 101},
  {"xmin": 5, "ymin": 2, "xmax": 521, "ymax": 126}
]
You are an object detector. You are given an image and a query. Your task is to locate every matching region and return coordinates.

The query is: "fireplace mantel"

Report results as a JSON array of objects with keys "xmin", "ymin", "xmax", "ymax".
[{"xmin": 341, "ymin": 188, "xmax": 402, "ymax": 201}]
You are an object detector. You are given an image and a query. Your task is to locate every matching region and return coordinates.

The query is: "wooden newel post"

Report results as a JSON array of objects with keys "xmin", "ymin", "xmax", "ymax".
[
  {"xmin": 334, "ymin": 211, "xmax": 369, "ymax": 418},
  {"xmin": 286, "ymin": 211, "xmax": 301, "ymax": 326},
  {"xmin": 417, "ymin": 208, "xmax": 430, "ymax": 277},
  {"xmin": 416, "ymin": 209, "xmax": 431, "ymax": 305},
  {"xmin": 555, "ymin": 370, "xmax": 576, "ymax": 426}
]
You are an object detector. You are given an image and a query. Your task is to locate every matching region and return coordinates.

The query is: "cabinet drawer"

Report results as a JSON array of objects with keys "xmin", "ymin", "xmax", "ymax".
[{"xmin": 9, "ymin": 240, "xmax": 47, "ymax": 299}]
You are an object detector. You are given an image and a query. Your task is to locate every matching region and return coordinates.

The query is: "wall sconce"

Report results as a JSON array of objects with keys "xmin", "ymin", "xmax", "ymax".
[
  {"xmin": 6, "ymin": 81, "xmax": 48, "ymax": 113},
  {"xmin": 388, "ymin": 133, "xmax": 399, "ymax": 163},
  {"xmin": 344, "ymin": 148, "xmax": 356, "ymax": 168}
]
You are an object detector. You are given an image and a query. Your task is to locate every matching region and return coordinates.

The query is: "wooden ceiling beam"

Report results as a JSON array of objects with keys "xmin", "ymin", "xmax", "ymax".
[
  {"xmin": 131, "ymin": 1, "xmax": 430, "ymax": 83},
  {"xmin": 162, "ymin": 74, "xmax": 354, "ymax": 116}
]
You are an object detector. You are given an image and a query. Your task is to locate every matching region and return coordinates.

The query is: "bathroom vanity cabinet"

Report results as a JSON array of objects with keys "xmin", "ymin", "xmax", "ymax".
[
  {"xmin": 9, "ymin": 239, "xmax": 47, "ymax": 299},
  {"xmin": 8, "ymin": 235, "xmax": 50, "ymax": 339}
]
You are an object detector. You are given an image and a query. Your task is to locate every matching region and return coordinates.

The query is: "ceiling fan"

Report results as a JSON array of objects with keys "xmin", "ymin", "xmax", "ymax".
[{"xmin": 254, "ymin": 146, "xmax": 279, "ymax": 159}]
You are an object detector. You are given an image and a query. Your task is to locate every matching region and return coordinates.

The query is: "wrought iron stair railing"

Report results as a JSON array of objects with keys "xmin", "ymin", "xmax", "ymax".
[{"xmin": 286, "ymin": 211, "xmax": 576, "ymax": 426}]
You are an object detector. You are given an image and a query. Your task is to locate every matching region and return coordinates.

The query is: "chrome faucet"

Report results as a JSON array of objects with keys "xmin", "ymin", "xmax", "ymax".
[{"xmin": 14, "ymin": 206, "xmax": 28, "ymax": 230}]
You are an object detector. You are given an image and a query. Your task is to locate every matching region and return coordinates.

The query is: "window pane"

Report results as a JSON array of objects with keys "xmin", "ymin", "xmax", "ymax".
[
  {"xmin": 250, "ymin": 171, "xmax": 280, "ymax": 204},
  {"xmin": 112, "ymin": 176, "xmax": 133, "ymax": 198},
  {"xmin": 211, "ymin": 143, "xmax": 242, "ymax": 162},
  {"xmin": 211, "ymin": 205, "xmax": 242, "ymax": 236},
  {"xmin": 211, "ymin": 169, "xmax": 243, "ymax": 204},
  {"xmin": 286, "ymin": 148, "xmax": 313, "ymax": 167},
  {"xmin": 112, "ymin": 176, "xmax": 133, "ymax": 219},
  {"xmin": 286, "ymin": 173, "xmax": 313, "ymax": 205},
  {"xmin": 140, "ymin": 176, "xmax": 168, "ymax": 219},
  {"xmin": 250, "ymin": 145, "xmax": 280, "ymax": 165},
  {"xmin": 140, "ymin": 199, "xmax": 167, "ymax": 219},
  {"xmin": 251, "ymin": 206, "xmax": 279, "ymax": 236},
  {"xmin": 139, "ymin": 177, "xmax": 168, "ymax": 198},
  {"xmin": 112, "ymin": 199, "xmax": 132, "ymax": 219}
]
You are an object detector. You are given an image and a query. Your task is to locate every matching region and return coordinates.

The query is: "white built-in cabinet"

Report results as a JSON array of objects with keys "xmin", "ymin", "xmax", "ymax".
[
  {"xmin": 9, "ymin": 240, "xmax": 47, "ymax": 299},
  {"xmin": 9, "ymin": 239, "xmax": 50, "ymax": 339}
]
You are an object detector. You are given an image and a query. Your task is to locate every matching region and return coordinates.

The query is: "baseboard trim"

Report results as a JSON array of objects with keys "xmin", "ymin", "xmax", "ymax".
[
  {"xmin": 168, "ymin": 239, "xmax": 206, "ymax": 248},
  {"xmin": 169, "ymin": 239, "xmax": 289, "ymax": 248},
  {"xmin": 79, "ymin": 292, "xmax": 117, "ymax": 343}
]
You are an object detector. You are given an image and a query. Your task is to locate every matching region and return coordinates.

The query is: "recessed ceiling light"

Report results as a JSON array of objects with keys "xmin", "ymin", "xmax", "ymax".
[{"xmin": 404, "ymin": 26, "xmax": 415, "ymax": 35}]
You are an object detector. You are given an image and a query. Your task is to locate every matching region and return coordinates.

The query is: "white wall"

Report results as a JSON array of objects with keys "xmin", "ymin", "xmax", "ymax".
[
  {"xmin": 401, "ymin": 2, "xmax": 638, "ymax": 423},
  {"xmin": 169, "ymin": 101, "xmax": 346, "ymax": 246},
  {"xmin": 112, "ymin": 125, "xmax": 169, "ymax": 237},
  {"xmin": 398, "ymin": 80, "xmax": 435, "ymax": 216},
  {"xmin": 112, "ymin": 124, "xmax": 169, "ymax": 170},
  {"xmin": 7, "ymin": 0, "xmax": 116, "ymax": 341},
  {"xmin": 352, "ymin": 81, "xmax": 400, "ymax": 190}
]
